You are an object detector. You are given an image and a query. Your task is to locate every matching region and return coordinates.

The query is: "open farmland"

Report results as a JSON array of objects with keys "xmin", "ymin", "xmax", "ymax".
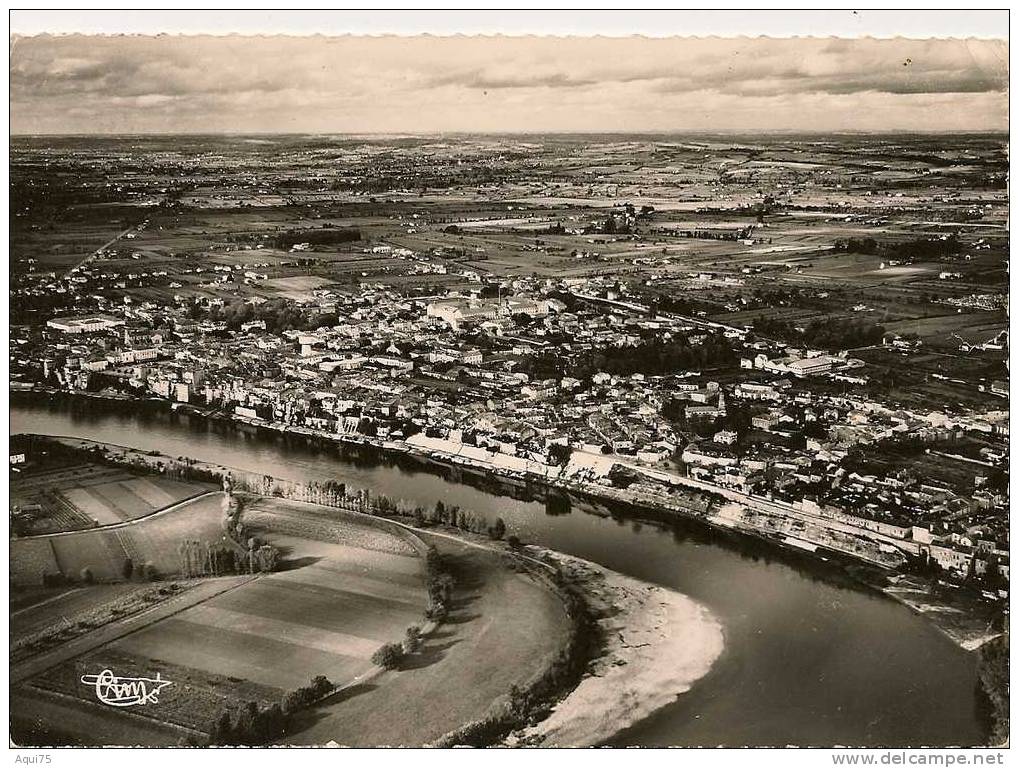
[
  {"xmin": 11, "ymin": 686, "xmax": 189, "ymax": 747},
  {"xmin": 262, "ymin": 275, "xmax": 339, "ymax": 300},
  {"xmin": 10, "ymin": 492, "xmax": 225, "ymax": 585},
  {"xmin": 13, "ymin": 498, "xmax": 436, "ymax": 743},
  {"xmin": 284, "ymin": 534, "xmax": 572, "ymax": 746},
  {"xmin": 11, "ymin": 462, "xmax": 210, "ymax": 533},
  {"xmin": 11, "ymin": 487, "xmax": 576, "ymax": 747},
  {"xmin": 108, "ymin": 545, "xmax": 423, "ymax": 689},
  {"xmin": 6, "ymin": 118, "xmax": 1009, "ymax": 750},
  {"xmin": 10, "ymin": 134, "xmax": 1007, "ymax": 339},
  {"xmin": 10, "ymin": 539, "xmax": 61, "ymax": 587},
  {"xmin": 11, "ymin": 583, "xmax": 163, "ymax": 644},
  {"xmin": 30, "ymin": 646, "xmax": 285, "ymax": 735}
]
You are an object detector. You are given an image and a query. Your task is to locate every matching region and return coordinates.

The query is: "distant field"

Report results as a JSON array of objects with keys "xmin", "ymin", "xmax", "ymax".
[
  {"xmin": 10, "ymin": 492, "xmax": 225, "ymax": 586},
  {"xmin": 884, "ymin": 311, "xmax": 1007, "ymax": 343},
  {"xmin": 263, "ymin": 274, "xmax": 336, "ymax": 299},
  {"xmin": 12, "ymin": 464, "xmax": 209, "ymax": 533}
]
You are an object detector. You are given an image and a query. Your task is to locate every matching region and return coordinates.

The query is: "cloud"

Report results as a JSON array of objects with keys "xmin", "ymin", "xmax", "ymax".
[
  {"xmin": 427, "ymin": 68, "xmax": 600, "ymax": 90},
  {"xmin": 9, "ymin": 34, "xmax": 1008, "ymax": 134}
]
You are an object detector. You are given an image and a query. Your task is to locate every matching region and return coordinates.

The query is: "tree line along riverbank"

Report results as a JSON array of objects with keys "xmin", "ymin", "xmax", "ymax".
[
  {"xmin": 11, "ymin": 429, "xmax": 729, "ymax": 747},
  {"xmin": 13, "ymin": 382, "xmax": 1005, "ymax": 656}
]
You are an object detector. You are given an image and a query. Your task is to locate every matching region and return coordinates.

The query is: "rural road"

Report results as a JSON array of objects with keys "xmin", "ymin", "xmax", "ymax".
[{"xmin": 62, "ymin": 226, "xmax": 138, "ymax": 280}]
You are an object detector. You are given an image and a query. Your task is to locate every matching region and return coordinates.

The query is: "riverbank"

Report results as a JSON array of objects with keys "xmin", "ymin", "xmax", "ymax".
[
  {"xmin": 6, "ymin": 386, "xmax": 925, "ymax": 570},
  {"xmin": 11, "ymin": 400, "xmax": 994, "ymax": 746},
  {"xmin": 880, "ymin": 574, "xmax": 1003, "ymax": 651},
  {"xmin": 507, "ymin": 551, "xmax": 724, "ymax": 747},
  {"xmin": 6, "ymin": 387, "xmax": 911, "ymax": 568},
  {"xmin": 14, "ymin": 430, "xmax": 725, "ymax": 746},
  {"xmin": 12, "ymin": 386, "xmax": 1002, "ymax": 655},
  {"xmin": 11, "ymin": 387, "xmax": 902, "ymax": 563}
]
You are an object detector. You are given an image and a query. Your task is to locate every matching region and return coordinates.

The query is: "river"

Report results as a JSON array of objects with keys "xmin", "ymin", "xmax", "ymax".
[{"xmin": 10, "ymin": 397, "xmax": 988, "ymax": 747}]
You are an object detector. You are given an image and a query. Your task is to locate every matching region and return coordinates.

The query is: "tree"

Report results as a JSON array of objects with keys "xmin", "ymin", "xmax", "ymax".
[
  {"xmin": 978, "ymin": 634, "xmax": 1009, "ymax": 744},
  {"xmin": 234, "ymin": 701, "xmax": 259, "ymax": 745},
  {"xmin": 507, "ymin": 683, "xmax": 527, "ymax": 716},
  {"xmin": 80, "ymin": 567, "xmax": 94, "ymax": 584},
  {"xmin": 371, "ymin": 642, "xmax": 405, "ymax": 670},
  {"xmin": 261, "ymin": 702, "xmax": 285, "ymax": 742},
  {"xmin": 310, "ymin": 675, "xmax": 332, "ymax": 696},
  {"xmin": 208, "ymin": 711, "xmax": 233, "ymax": 745},
  {"xmin": 489, "ymin": 517, "xmax": 506, "ymax": 540},
  {"xmin": 256, "ymin": 544, "xmax": 280, "ymax": 573},
  {"xmin": 548, "ymin": 442, "xmax": 573, "ymax": 466},
  {"xmin": 436, "ymin": 573, "xmax": 455, "ymax": 604},
  {"xmin": 281, "ymin": 690, "xmax": 303, "ymax": 716},
  {"xmin": 122, "ymin": 558, "xmax": 134, "ymax": 580},
  {"xmin": 403, "ymin": 626, "xmax": 422, "ymax": 654},
  {"xmin": 427, "ymin": 599, "xmax": 448, "ymax": 620}
]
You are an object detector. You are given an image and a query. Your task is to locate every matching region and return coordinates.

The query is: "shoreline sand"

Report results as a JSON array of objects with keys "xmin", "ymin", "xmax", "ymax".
[{"xmin": 509, "ymin": 551, "xmax": 725, "ymax": 747}]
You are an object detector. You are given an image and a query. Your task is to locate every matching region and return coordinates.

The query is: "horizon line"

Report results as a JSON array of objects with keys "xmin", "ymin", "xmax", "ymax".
[{"xmin": 10, "ymin": 129, "xmax": 1010, "ymax": 138}]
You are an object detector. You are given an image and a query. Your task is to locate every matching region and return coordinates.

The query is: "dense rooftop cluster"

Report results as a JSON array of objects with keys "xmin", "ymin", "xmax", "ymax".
[{"xmin": 11, "ymin": 268, "xmax": 1009, "ymax": 589}]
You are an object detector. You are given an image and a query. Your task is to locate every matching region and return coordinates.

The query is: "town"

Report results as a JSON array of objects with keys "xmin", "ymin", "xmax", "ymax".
[
  {"xmin": 10, "ymin": 134, "xmax": 1009, "ymax": 593},
  {"xmin": 9, "ymin": 131, "xmax": 1010, "ymax": 748}
]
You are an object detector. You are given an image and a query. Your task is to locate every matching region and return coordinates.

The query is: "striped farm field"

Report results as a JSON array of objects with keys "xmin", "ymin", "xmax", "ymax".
[
  {"xmin": 12, "ymin": 463, "xmax": 211, "ymax": 533},
  {"xmin": 12, "ymin": 493, "xmax": 575, "ymax": 747},
  {"xmin": 56, "ymin": 476, "xmax": 209, "ymax": 526},
  {"xmin": 108, "ymin": 536, "xmax": 426, "ymax": 691},
  {"xmin": 29, "ymin": 647, "xmax": 284, "ymax": 735},
  {"xmin": 13, "ymin": 493, "xmax": 437, "ymax": 744},
  {"xmin": 21, "ymin": 517, "xmax": 430, "ymax": 741},
  {"xmin": 10, "ymin": 492, "xmax": 228, "ymax": 586}
]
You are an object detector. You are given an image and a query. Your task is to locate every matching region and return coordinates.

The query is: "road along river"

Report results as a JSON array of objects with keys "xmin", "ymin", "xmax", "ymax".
[{"xmin": 11, "ymin": 397, "xmax": 989, "ymax": 747}]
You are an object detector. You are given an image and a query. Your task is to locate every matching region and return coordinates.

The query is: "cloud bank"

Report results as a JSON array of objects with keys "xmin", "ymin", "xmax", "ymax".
[{"xmin": 10, "ymin": 35, "xmax": 1008, "ymax": 134}]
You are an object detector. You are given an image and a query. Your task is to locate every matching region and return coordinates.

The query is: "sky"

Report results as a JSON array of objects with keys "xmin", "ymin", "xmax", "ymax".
[{"xmin": 9, "ymin": 35, "xmax": 1009, "ymax": 135}]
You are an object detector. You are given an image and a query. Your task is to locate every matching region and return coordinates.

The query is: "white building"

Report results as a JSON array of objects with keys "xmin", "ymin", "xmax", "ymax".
[{"xmin": 47, "ymin": 315, "xmax": 124, "ymax": 334}]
